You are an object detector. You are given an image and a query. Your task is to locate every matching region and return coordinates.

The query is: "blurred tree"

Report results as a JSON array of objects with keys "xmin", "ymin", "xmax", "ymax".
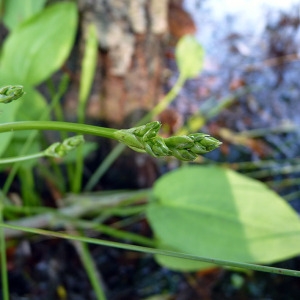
[{"xmin": 66, "ymin": 0, "xmax": 196, "ymax": 127}]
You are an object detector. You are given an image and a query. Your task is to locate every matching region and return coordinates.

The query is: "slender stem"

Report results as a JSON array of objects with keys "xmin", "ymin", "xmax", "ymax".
[
  {"xmin": 1, "ymin": 223, "xmax": 300, "ymax": 278},
  {"xmin": 84, "ymin": 144, "xmax": 126, "ymax": 192},
  {"xmin": 76, "ymin": 240, "xmax": 106, "ymax": 300},
  {"xmin": 58, "ymin": 216, "xmax": 155, "ymax": 247},
  {"xmin": 146, "ymin": 74, "xmax": 186, "ymax": 121},
  {"xmin": 0, "ymin": 192, "xmax": 9, "ymax": 300},
  {"xmin": 72, "ymin": 145, "xmax": 84, "ymax": 193},
  {"xmin": 49, "ymin": 75, "xmax": 73, "ymax": 190},
  {"xmin": 0, "ymin": 152, "xmax": 44, "ymax": 164},
  {"xmin": 0, "ymin": 121, "xmax": 117, "ymax": 139}
]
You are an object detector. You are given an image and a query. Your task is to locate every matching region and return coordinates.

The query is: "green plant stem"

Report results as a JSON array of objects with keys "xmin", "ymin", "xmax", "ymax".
[
  {"xmin": 73, "ymin": 144, "xmax": 83, "ymax": 193},
  {"xmin": 76, "ymin": 240, "xmax": 106, "ymax": 300},
  {"xmin": 84, "ymin": 74, "xmax": 187, "ymax": 191},
  {"xmin": 0, "ymin": 152, "xmax": 44, "ymax": 164},
  {"xmin": 72, "ymin": 24, "xmax": 98, "ymax": 194},
  {"xmin": 0, "ymin": 121, "xmax": 117, "ymax": 139},
  {"xmin": 47, "ymin": 75, "xmax": 73, "ymax": 189},
  {"xmin": 141, "ymin": 74, "xmax": 186, "ymax": 122},
  {"xmin": 0, "ymin": 192, "xmax": 9, "ymax": 300},
  {"xmin": 84, "ymin": 144, "xmax": 126, "ymax": 192},
  {"xmin": 57, "ymin": 216, "xmax": 155, "ymax": 247},
  {"xmin": 1, "ymin": 223, "xmax": 300, "ymax": 278}
]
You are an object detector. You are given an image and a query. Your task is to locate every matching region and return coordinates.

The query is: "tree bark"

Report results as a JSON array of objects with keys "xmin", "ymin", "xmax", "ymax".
[
  {"xmin": 77, "ymin": 0, "xmax": 167, "ymax": 126},
  {"xmin": 76, "ymin": 0, "xmax": 196, "ymax": 126}
]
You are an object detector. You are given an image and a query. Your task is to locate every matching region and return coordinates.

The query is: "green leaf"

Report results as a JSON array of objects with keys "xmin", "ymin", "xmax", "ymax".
[
  {"xmin": 147, "ymin": 166, "xmax": 300, "ymax": 271},
  {"xmin": 0, "ymin": 2, "xmax": 77, "ymax": 86},
  {"xmin": 3, "ymin": 0, "xmax": 47, "ymax": 31},
  {"xmin": 175, "ymin": 35, "xmax": 205, "ymax": 79}
]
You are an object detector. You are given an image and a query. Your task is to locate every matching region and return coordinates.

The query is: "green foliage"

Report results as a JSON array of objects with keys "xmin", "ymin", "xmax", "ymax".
[
  {"xmin": 2, "ymin": 0, "xmax": 46, "ymax": 31},
  {"xmin": 0, "ymin": 2, "xmax": 78, "ymax": 159},
  {"xmin": 0, "ymin": 2, "xmax": 77, "ymax": 86},
  {"xmin": 175, "ymin": 35, "xmax": 205, "ymax": 79},
  {"xmin": 147, "ymin": 166, "xmax": 300, "ymax": 271},
  {"xmin": 0, "ymin": 3, "xmax": 299, "ymax": 297}
]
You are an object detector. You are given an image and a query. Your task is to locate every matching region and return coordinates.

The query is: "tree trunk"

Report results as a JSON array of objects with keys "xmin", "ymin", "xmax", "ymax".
[
  {"xmin": 76, "ymin": 0, "xmax": 167, "ymax": 126},
  {"xmin": 76, "ymin": 0, "xmax": 196, "ymax": 126}
]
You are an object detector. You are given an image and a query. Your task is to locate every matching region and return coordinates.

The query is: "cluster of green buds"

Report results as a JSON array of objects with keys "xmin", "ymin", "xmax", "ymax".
[
  {"xmin": 114, "ymin": 121, "xmax": 221, "ymax": 161},
  {"xmin": 0, "ymin": 85, "xmax": 25, "ymax": 103},
  {"xmin": 45, "ymin": 135, "xmax": 85, "ymax": 158}
]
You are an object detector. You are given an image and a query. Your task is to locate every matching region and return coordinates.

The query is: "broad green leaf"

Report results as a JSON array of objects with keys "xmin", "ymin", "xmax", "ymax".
[
  {"xmin": 3, "ymin": 0, "xmax": 46, "ymax": 31},
  {"xmin": 147, "ymin": 166, "xmax": 300, "ymax": 271},
  {"xmin": 0, "ymin": 2, "xmax": 77, "ymax": 86},
  {"xmin": 175, "ymin": 35, "xmax": 204, "ymax": 79}
]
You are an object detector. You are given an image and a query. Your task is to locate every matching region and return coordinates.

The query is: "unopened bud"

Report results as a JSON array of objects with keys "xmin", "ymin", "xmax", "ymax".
[
  {"xmin": 133, "ymin": 121, "xmax": 161, "ymax": 141},
  {"xmin": 45, "ymin": 135, "xmax": 85, "ymax": 158},
  {"xmin": 0, "ymin": 85, "xmax": 25, "ymax": 103},
  {"xmin": 164, "ymin": 135, "xmax": 194, "ymax": 149},
  {"xmin": 172, "ymin": 149, "xmax": 197, "ymax": 161}
]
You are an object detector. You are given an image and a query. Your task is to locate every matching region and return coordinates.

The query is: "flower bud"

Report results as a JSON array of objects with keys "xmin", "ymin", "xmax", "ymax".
[
  {"xmin": 188, "ymin": 133, "xmax": 210, "ymax": 142},
  {"xmin": 189, "ymin": 143, "xmax": 208, "ymax": 154},
  {"xmin": 0, "ymin": 85, "xmax": 25, "ymax": 104},
  {"xmin": 189, "ymin": 133, "xmax": 222, "ymax": 152},
  {"xmin": 172, "ymin": 149, "xmax": 197, "ymax": 161},
  {"xmin": 115, "ymin": 130, "xmax": 144, "ymax": 151},
  {"xmin": 133, "ymin": 121, "xmax": 161, "ymax": 141},
  {"xmin": 45, "ymin": 142, "xmax": 62, "ymax": 158},
  {"xmin": 45, "ymin": 135, "xmax": 85, "ymax": 158},
  {"xmin": 164, "ymin": 135, "xmax": 194, "ymax": 149},
  {"xmin": 146, "ymin": 137, "xmax": 171, "ymax": 157},
  {"xmin": 62, "ymin": 135, "xmax": 85, "ymax": 150},
  {"xmin": 200, "ymin": 136, "xmax": 222, "ymax": 151}
]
